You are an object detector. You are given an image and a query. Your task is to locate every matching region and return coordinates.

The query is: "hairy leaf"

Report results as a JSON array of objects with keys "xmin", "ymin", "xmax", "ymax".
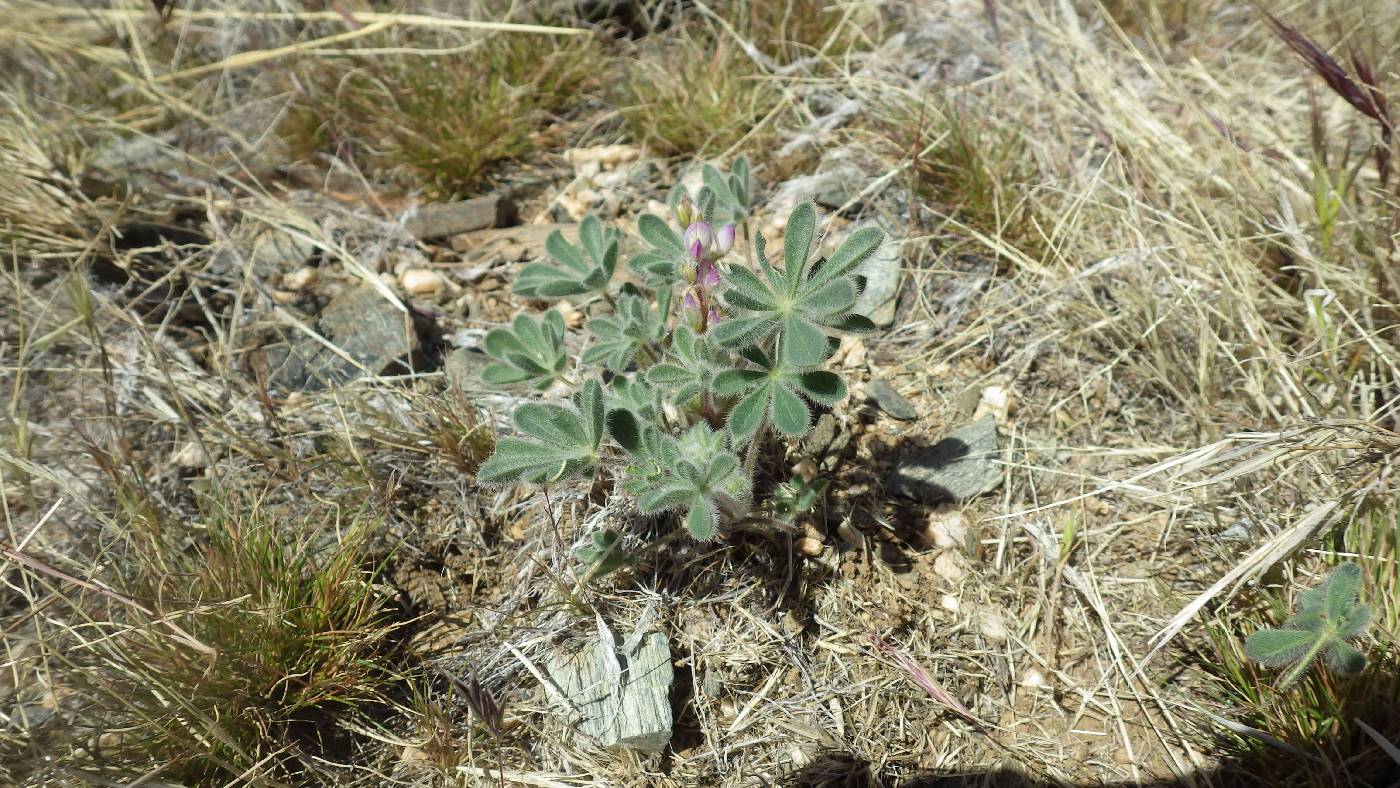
[
  {"xmin": 477, "ymin": 379, "xmax": 605, "ymax": 484},
  {"xmin": 1243, "ymin": 563, "xmax": 1372, "ymax": 689},
  {"xmin": 716, "ymin": 205, "xmax": 883, "ymax": 366},
  {"xmin": 514, "ymin": 215, "xmax": 619, "ymax": 298},
  {"xmin": 481, "ymin": 310, "xmax": 569, "ymax": 390}
]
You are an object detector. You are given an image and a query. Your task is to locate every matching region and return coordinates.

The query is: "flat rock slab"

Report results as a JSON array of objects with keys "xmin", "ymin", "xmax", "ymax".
[
  {"xmin": 887, "ymin": 415, "xmax": 1002, "ymax": 503},
  {"xmin": 545, "ymin": 632, "xmax": 673, "ymax": 753},
  {"xmin": 868, "ymin": 379, "xmax": 918, "ymax": 420},
  {"xmin": 852, "ymin": 224, "xmax": 902, "ymax": 327},
  {"xmin": 403, "ymin": 195, "xmax": 516, "ymax": 240},
  {"xmin": 257, "ymin": 284, "xmax": 419, "ymax": 393}
]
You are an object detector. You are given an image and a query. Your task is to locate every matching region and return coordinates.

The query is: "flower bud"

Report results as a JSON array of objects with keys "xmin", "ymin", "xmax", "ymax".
[
  {"xmin": 682, "ymin": 289, "xmax": 704, "ymax": 331},
  {"xmin": 682, "ymin": 221, "xmax": 713, "ymax": 260},
  {"xmin": 698, "ymin": 259, "xmax": 721, "ymax": 290},
  {"xmin": 674, "ymin": 195, "xmax": 698, "ymax": 229},
  {"xmin": 715, "ymin": 223, "xmax": 736, "ymax": 255}
]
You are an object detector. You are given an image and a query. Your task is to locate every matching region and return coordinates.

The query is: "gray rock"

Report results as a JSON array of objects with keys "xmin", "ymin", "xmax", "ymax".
[
  {"xmin": 868, "ymin": 379, "xmax": 917, "ymax": 421},
  {"xmin": 444, "ymin": 347, "xmax": 493, "ymax": 393},
  {"xmin": 545, "ymin": 631, "xmax": 673, "ymax": 752},
  {"xmin": 257, "ymin": 284, "xmax": 420, "ymax": 393},
  {"xmin": 248, "ymin": 227, "xmax": 316, "ymax": 277},
  {"xmin": 853, "ymin": 225, "xmax": 902, "ymax": 327},
  {"xmin": 403, "ymin": 195, "xmax": 517, "ymax": 240},
  {"xmin": 887, "ymin": 416, "xmax": 1002, "ymax": 503}
]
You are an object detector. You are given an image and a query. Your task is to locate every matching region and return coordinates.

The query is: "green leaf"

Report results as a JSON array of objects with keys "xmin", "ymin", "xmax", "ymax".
[
  {"xmin": 581, "ymin": 294, "xmax": 662, "ymax": 372},
  {"xmin": 727, "ymin": 386, "xmax": 768, "ymax": 444},
  {"xmin": 686, "ymin": 498, "xmax": 719, "ymax": 540},
  {"xmin": 1324, "ymin": 562, "xmax": 1363, "ymax": 621},
  {"xmin": 783, "ymin": 202, "xmax": 816, "ymax": 292},
  {"xmin": 770, "ymin": 383, "xmax": 810, "ymax": 435},
  {"xmin": 716, "ymin": 204, "xmax": 875, "ymax": 359},
  {"xmin": 811, "ymin": 226, "xmax": 883, "ymax": 290},
  {"xmin": 1244, "ymin": 629, "xmax": 1316, "ymax": 667},
  {"xmin": 780, "ymin": 314, "xmax": 830, "ymax": 367},
  {"xmin": 477, "ymin": 438, "xmax": 569, "ymax": 484},
  {"xmin": 795, "ymin": 371, "xmax": 847, "ymax": 405},
  {"xmin": 607, "ymin": 408, "xmax": 642, "ymax": 454},
  {"xmin": 481, "ymin": 311, "xmax": 569, "ymax": 390},
  {"xmin": 1324, "ymin": 641, "xmax": 1366, "ymax": 674},
  {"xmin": 1244, "ymin": 563, "xmax": 1373, "ymax": 689},
  {"xmin": 709, "ymin": 316, "xmax": 773, "ymax": 348},
  {"xmin": 477, "ymin": 380, "xmax": 604, "ymax": 485},
  {"xmin": 575, "ymin": 529, "xmax": 633, "ymax": 578},
  {"xmin": 712, "ymin": 368, "xmax": 766, "ymax": 397},
  {"xmin": 514, "ymin": 217, "xmax": 618, "ymax": 298}
]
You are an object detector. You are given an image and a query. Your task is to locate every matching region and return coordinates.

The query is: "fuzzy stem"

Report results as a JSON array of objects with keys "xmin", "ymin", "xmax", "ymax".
[{"xmin": 1276, "ymin": 631, "xmax": 1332, "ymax": 689}]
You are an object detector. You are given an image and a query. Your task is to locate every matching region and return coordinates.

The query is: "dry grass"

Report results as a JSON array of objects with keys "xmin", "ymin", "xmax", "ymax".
[
  {"xmin": 280, "ymin": 26, "xmax": 601, "ymax": 199},
  {"xmin": 618, "ymin": 33, "xmax": 780, "ymax": 158},
  {"xmin": 2, "ymin": 0, "xmax": 1400, "ymax": 786}
]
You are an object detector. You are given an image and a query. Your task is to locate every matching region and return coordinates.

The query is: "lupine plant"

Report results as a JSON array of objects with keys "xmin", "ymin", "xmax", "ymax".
[
  {"xmin": 477, "ymin": 158, "xmax": 883, "ymax": 550},
  {"xmin": 1245, "ymin": 563, "xmax": 1372, "ymax": 689}
]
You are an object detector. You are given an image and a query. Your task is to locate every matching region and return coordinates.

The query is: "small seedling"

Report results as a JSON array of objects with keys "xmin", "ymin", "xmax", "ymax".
[
  {"xmin": 1245, "ymin": 563, "xmax": 1372, "ymax": 690},
  {"xmin": 478, "ymin": 157, "xmax": 883, "ymax": 547}
]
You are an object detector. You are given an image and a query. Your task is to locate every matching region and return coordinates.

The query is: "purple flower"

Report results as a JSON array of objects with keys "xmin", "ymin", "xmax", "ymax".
[
  {"xmin": 698, "ymin": 260, "xmax": 721, "ymax": 289},
  {"xmin": 715, "ymin": 223, "xmax": 736, "ymax": 255},
  {"xmin": 682, "ymin": 221, "xmax": 714, "ymax": 260}
]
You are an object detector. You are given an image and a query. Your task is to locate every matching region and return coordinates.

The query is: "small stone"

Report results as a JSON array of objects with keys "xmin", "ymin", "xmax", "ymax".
[
  {"xmin": 974, "ymin": 609, "xmax": 1008, "ymax": 642},
  {"xmin": 887, "ymin": 415, "xmax": 1003, "ymax": 504},
  {"xmin": 556, "ymin": 300, "xmax": 585, "ymax": 329},
  {"xmin": 796, "ymin": 536, "xmax": 824, "ymax": 556},
  {"xmin": 171, "ymin": 442, "xmax": 208, "ymax": 470},
  {"xmin": 253, "ymin": 283, "xmax": 423, "ymax": 393},
  {"xmin": 940, "ymin": 594, "xmax": 960, "ymax": 613},
  {"xmin": 271, "ymin": 289, "xmax": 299, "ymax": 305},
  {"xmin": 932, "ymin": 552, "xmax": 965, "ymax": 583},
  {"xmin": 1020, "ymin": 667, "xmax": 1050, "ymax": 689},
  {"xmin": 973, "ymin": 385, "xmax": 1011, "ymax": 422},
  {"xmin": 925, "ymin": 505, "xmax": 969, "ymax": 551},
  {"xmin": 402, "ymin": 196, "xmax": 516, "ymax": 240},
  {"xmin": 792, "ymin": 458, "xmax": 818, "ymax": 483},
  {"xmin": 868, "ymin": 379, "xmax": 917, "ymax": 421},
  {"xmin": 841, "ymin": 339, "xmax": 866, "ymax": 369},
  {"xmin": 444, "ymin": 347, "xmax": 492, "ymax": 393},
  {"xmin": 400, "ymin": 268, "xmax": 446, "ymax": 296},
  {"xmin": 851, "ymin": 223, "xmax": 902, "ymax": 327},
  {"xmin": 282, "ymin": 266, "xmax": 318, "ymax": 290}
]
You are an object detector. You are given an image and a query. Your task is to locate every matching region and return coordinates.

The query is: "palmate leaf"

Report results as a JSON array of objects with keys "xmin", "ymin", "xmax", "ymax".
[
  {"xmin": 630, "ymin": 425, "xmax": 750, "ymax": 540},
  {"xmin": 574, "ymin": 528, "xmax": 633, "ymax": 578},
  {"xmin": 1243, "ymin": 563, "xmax": 1372, "ymax": 689},
  {"xmin": 514, "ymin": 214, "xmax": 619, "ymax": 298},
  {"xmin": 643, "ymin": 325, "xmax": 720, "ymax": 407},
  {"xmin": 477, "ymin": 379, "xmax": 605, "ymax": 484},
  {"xmin": 714, "ymin": 203, "xmax": 883, "ymax": 367},
  {"xmin": 628, "ymin": 213, "xmax": 688, "ymax": 288},
  {"xmin": 581, "ymin": 294, "xmax": 663, "ymax": 372},
  {"xmin": 701, "ymin": 158, "xmax": 750, "ymax": 224},
  {"xmin": 481, "ymin": 310, "xmax": 569, "ymax": 390},
  {"xmin": 606, "ymin": 375, "xmax": 663, "ymax": 425},
  {"xmin": 712, "ymin": 346, "xmax": 848, "ymax": 445}
]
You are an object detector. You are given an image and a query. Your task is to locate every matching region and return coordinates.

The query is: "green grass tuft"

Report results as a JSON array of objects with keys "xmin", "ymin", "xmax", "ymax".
[
  {"xmin": 68, "ymin": 495, "xmax": 402, "ymax": 782},
  {"xmin": 281, "ymin": 31, "xmax": 600, "ymax": 199}
]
